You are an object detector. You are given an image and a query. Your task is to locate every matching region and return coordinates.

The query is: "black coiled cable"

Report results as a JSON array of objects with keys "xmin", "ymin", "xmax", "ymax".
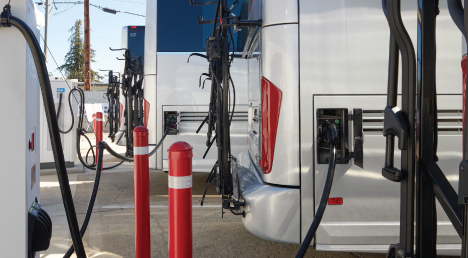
[
  {"xmin": 64, "ymin": 142, "xmax": 105, "ymax": 258},
  {"xmin": 69, "ymin": 87, "xmax": 126, "ymax": 170},
  {"xmin": 56, "ymin": 91, "xmax": 76, "ymax": 134}
]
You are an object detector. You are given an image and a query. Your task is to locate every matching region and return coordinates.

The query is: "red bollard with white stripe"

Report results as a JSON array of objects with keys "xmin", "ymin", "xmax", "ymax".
[
  {"xmin": 168, "ymin": 141, "xmax": 193, "ymax": 258},
  {"xmin": 95, "ymin": 112, "xmax": 103, "ymax": 170},
  {"xmin": 133, "ymin": 126, "xmax": 151, "ymax": 258}
]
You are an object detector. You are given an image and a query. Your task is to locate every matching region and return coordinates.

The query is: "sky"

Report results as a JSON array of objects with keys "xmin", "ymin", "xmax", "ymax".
[{"xmin": 37, "ymin": 0, "xmax": 147, "ymax": 81}]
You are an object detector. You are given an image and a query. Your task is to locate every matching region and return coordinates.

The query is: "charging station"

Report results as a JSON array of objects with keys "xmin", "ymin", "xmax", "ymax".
[
  {"xmin": 40, "ymin": 78, "xmax": 78, "ymax": 169},
  {"xmin": 0, "ymin": 0, "xmax": 51, "ymax": 257}
]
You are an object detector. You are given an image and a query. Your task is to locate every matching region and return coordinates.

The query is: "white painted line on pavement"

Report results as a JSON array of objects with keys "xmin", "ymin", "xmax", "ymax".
[{"xmin": 41, "ymin": 181, "xmax": 93, "ymax": 188}]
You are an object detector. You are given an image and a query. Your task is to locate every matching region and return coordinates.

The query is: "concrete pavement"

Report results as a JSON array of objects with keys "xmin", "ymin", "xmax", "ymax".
[
  {"xmin": 40, "ymin": 168, "xmax": 389, "ymax": 258},
  {"xmin": 38, "ymin": 133, "xmax": 447, "ymax": 257}
]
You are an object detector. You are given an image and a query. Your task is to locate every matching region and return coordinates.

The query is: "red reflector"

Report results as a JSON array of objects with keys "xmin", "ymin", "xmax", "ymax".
[
  {"xmin": 143, "ymin": 98, "xmax": 150, "ymax": 127},
  {"xmin": 131, "ymin": 26, "xmax": 137, "ymax": 29},
  {"xmin": 29, "ymin": 133, "xmax": 34, "ymax": 151},
  {"xmin": 328, "ymin": 198, "xmax": 343, "ymax": 205},
  {"xmin": 261, "ymin": 77, "xmax": 282, "ymax": 174}
]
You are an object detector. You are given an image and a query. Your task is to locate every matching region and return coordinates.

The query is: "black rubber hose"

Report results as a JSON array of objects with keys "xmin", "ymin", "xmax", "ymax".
[
  {"xmin": 64, "ymin": 142, "xmax": 105, "ymax": 258},
  {"xmin": 85, "ymin": 145, "xmax": 95, "ymax": 165},
  {"xmin": 295, "ymin": 141, "xmax": 337, "ymax": 258},
  {"xmin": 70, "ymin": 86, "xmax": 125, "ymax": 170},
  {"xmin": 148, "ymin": 128, "xmax": 169, "ymax": 157},
  {"xmin": 102, "ymin": 127, "xmax": 169, "ymax": 162},
  {"xmin": 102, "ymin": 142, "xmax": 134, "ymax": 162},
  {"xmin": 447, "ymin": 0, "xmax": 466, "ymax": 39},
  {"xmin": 77, "ymin": 131, "xmax": 125, "ymax": 170},
  {"xmin": 1, "ymin": 12, "xmax": 87, "ymax": 257},
  {"xmin": 79, "ymin": 131, "xmax": 96, "ymax": 166},
  {"xmin": 56, "ymin": 90, "xmax": 76, "ymax": 134}
]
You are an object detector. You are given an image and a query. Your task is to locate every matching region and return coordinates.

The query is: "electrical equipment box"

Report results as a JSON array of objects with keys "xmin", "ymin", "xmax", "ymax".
[
  {"xmin": 317, "ymin": 108, "xmax": 349, "ymax": 164},
  {"xmin": 164, "ymin": 111, "xmax": 179, "ymax": 135},
  {"xmin": 40, "ymin": 78, "xmax": 78, "ymax": 169},
  {"xmin": 0, "ymin": 0, "xmax": 45, "ymax": 256}
]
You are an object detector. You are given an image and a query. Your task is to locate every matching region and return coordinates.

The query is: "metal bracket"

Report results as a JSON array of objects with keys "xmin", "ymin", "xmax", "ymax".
[
  {"xmin": 386, "ymin": 244, "xmax": 413, "ymax": 258},
  {"xmin": 382, "ymin": 167, "xmax": 404, "ymax": 182},
  {"xmin": 231, "ymin": 18, "xmax": 262, "ymax": 28},
  {"xmin": 459, "ymin": 160, "xmax": 468, "ymax": 204},
  {"xmin": 383, "ymin": 106, "xmax": 408, "ymax": 150},
  {"xmin": 197, "ymin": 16, "xmax": 214, "ymax": 24},
  {"xmin": 206, "ymin": 36, "xmax": 222, "ymax": 61},
  {"xmin": 109, "ymin": 47, "xmax": 126, "ymax": 51},
  {"xmin": 189, "ymin": 0, "xmax": 217, "ymax": 6},
  {"xmin": 222, "ymin": 198, "xmax": 245, "ymax": 217}
]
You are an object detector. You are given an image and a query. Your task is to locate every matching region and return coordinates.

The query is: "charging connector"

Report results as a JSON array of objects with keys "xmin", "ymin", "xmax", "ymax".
[
  {"xmin": 164, "ymin": 111, "xmax": 178, "ymax": 135},
  {"xmin": 317, "ymin": 108, "xmax": 349, "ymax": 164},
  {"xmin": 326, "ymin": 122, "xmax": 339, "ymax": 146}
]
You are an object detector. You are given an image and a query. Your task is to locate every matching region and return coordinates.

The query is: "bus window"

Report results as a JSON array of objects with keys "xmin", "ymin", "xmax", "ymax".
[{"xmin": 157, "ymin": 0, "xmax": 247, "ymax": 52}]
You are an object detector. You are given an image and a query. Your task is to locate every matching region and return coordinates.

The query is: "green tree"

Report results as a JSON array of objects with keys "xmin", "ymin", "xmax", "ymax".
[{"xmin": 58, "ymin": 19, "xmax": 103, "ymax": 82}]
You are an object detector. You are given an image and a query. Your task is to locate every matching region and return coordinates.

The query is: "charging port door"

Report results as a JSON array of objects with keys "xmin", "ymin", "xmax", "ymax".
[
  {"xmin": 317, "ymin": 109, "xmax": 349, "ymax": 164},
  {"xmin": 316, "ymin": 108, "xmax": 364, "ymax": 167},
  {"xmin": 164, "ymin": 111, "xmax": 179, "ymax": 135},
  {"xmin": 353, "ymin": 108, "xmax": 364, "ymax": 168}
]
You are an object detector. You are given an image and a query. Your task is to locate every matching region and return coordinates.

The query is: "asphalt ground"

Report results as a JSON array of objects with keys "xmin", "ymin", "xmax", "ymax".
[{"xmin": 38, "ymin": 134, "xmax": 448, "ymax": 258}]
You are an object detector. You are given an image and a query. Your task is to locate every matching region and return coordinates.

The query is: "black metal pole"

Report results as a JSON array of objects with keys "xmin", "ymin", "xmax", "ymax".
[
  {"xmin": 463, "ymin": 1, "xmax": 468, "ymax": 256},
  {"xmin": 386, "ymin": 0, "xmax": 417, "ymax": 253},
  {"xmin": 222, "ymin": 29, "xmax": 230, "ymax": 196},
  {"xmin": 385, "ymin": 35, "xmax": 399, "ymax": 170},
  {"xmin": 416, "ymin": 1, "xmax": 438, "ymax": 257}
]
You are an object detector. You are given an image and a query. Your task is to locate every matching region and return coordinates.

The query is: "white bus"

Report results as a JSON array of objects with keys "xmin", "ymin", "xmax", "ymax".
[
  {"xmin": 234, "ymin": 0, "xmax": 463, "ymax": 256},
  {"xmin": 143, "ymin": 0, "xmax": 250, "ymax": 172}
]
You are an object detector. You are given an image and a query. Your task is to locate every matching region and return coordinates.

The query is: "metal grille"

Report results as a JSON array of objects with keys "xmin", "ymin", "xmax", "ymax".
[
  {"xmin": 363, "ymin": 109, "xmax": 463, "ymax": 132},
  {"xmin": 179, "ymin": 111, "xmax": 248, "ymax": 122}
]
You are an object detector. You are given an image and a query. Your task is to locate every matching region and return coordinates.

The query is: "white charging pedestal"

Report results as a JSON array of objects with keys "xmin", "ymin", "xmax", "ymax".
[
  {"xmin": 0, "ymin": 0, "xmax": 41, "ymax": 256},
  {"xmin": 40, "ymin": 78, "xmax": 78, "ymax": 169}
]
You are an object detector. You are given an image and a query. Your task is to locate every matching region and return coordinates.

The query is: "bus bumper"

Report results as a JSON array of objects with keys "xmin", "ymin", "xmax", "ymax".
[{"xmin": 237, "ymin": 150, "xmax": 301, "ymax": 244}]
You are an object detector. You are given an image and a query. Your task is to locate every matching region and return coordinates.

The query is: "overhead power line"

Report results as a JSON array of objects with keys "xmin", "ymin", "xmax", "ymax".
[
  {"xmin": 89, "ymin": 3, "xmax": 145, "ymax": 17},
  {"xmin": 36, "ymin": 1, "xmax": 145, "ymax": 17}
]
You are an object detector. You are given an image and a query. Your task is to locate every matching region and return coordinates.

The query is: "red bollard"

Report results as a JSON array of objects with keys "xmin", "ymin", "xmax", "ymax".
[
  {"xmin": 168, "ymin": 142, "xmax": 193, "ymax": 258},
  {"xmin": 95, "ymin": 112, "xmax": 103, "ymax": 170},
  {"xmin": 134, "ymin": 126, "xmax": 151, "ymax": 258}
]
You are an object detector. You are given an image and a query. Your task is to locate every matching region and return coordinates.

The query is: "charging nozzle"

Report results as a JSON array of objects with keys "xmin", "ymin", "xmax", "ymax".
[
  {"xmin": 325, "ymin": 122, "xmax": 339, "ymax": 146},
  {"xmin": 327, "ymin": 124, "xmax": 339, "ymax": 145}
]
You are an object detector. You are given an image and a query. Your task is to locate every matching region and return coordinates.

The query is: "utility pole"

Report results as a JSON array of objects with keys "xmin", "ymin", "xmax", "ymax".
[
  {"xmin": 84, "ymin": 0, "xmax": 91, "ymax": 90},
  {"xmin": 44, "ymin": 0, "xmax": 49, "ymax": 62}
]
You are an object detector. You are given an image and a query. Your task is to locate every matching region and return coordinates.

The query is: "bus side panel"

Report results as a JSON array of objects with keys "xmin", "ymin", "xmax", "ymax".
[
  {"xmin": 263, "ymin": 0, "xmax": 298, "ymax": 27},
  {"xmin": 156, "ymin": 54, "xmax": 249, "ymax": 171},
  {"xmin": 313, "ymin": 95, "xmax": 460, "ymax": 254},
  {"xmin": 145, "ymin": 0, "xmax": 157, "ymax": 168},
  {"xmin": 300, "ymin": 0, "xmax": 463, "ymax": 252},
  {"xmin": 261, "ymin": 24, "xmax": 300, "ymax": 186}
]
